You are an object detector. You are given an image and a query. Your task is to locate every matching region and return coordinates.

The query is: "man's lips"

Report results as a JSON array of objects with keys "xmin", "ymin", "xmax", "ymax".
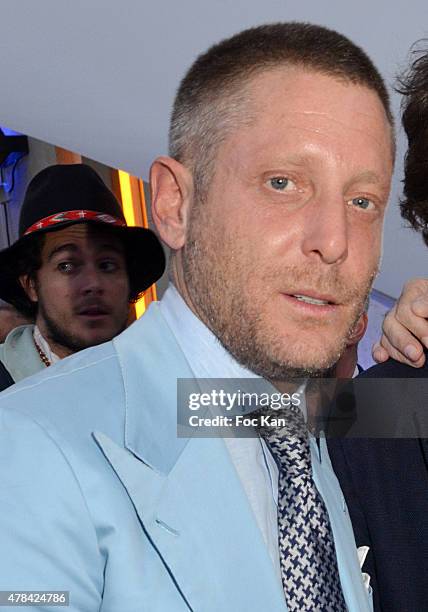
[
  {"xmin": 287, "ymin": 290, "xmax": 338, "ymax": 305},
  {"xmin": 77, "ymin": 306, "xmax": 110, "ymax": 317},
  {"xmin": 281, "ymin": 290, "xmax": 340, "ymax": 314}
]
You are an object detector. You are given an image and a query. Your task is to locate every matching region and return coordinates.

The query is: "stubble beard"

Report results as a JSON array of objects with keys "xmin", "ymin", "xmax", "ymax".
[
  {"xmin": 183, "ymin": 209, "xmax": 376, "ymax": 381},
  {"xmin": 37, "ymin": 298, "xmax": 128, "ymax": 355}
]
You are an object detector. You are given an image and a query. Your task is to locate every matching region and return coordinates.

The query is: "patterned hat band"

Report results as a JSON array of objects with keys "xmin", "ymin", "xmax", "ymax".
[{"xmin": 23, "ymin": 210, "xmax": 127, "ymax": 236}]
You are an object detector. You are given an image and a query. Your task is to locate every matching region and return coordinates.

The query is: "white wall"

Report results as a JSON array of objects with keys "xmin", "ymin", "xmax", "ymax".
[{"xmin": 1, "ymin": 0, "xmax": 428, "ymax": 296}]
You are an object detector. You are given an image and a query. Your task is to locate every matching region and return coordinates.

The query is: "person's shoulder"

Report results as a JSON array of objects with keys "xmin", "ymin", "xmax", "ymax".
[
  {"xmin": 359, "ymin": 355, "xmax": 428, "ymax": 378},
  {"xmin": 0, "ymin": 323, "xmax": 32, "ymax": 354},
  {"xmin": 6, "ymin": 336, "xmax": 117, "ymax": 387},
  {"xmin": 2, "ymin": 323, "xmax": 34, "ymax": 344},
  {"xmin": 0, "ymin": 339, "xmax": 123, "ymax": 432},
  {"xmin": 0, "ymin": 324, "xmax": 36, "ymax": 366}
]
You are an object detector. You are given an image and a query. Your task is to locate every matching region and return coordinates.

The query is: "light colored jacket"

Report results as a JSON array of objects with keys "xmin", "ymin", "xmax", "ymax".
[
  {"xmin": 0, "ymin": 324, "xmax": 44, "ymax": 382},
  {"xmin": 0, "ymin": 305, "xmax": 372, "ymax": 611}
]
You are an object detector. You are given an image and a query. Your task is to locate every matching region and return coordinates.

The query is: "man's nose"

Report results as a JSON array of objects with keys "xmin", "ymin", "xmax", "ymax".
[
  {"xmin": 301, "ymin": 190, "xmax": 348, "ymax": 265},
  {"xmin": 80, "ymin": 267, "xmax": 105, "ymax": 295}
]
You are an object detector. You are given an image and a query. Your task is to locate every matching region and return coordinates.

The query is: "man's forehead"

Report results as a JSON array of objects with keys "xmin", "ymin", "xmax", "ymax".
[
  {"xmin": 217, "ymin": 66, "xmax": 394, "ymax": 170},
  {"xmin": 42, "ymin": 223, "xmax": 125, "ymax": 254},
  {"xmin": 247, "ymin": 66, "xmax": 390, "ymax": 125}
]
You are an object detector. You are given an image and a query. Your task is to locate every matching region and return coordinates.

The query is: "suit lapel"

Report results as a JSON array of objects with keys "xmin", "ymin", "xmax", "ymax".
[
  {"xmin": 95, "ymin": 305, "xmax": 286, "ymax": 611},
  {"xmin": 94, "ymin": 430, "xmax": 286, "ymax": 612}
]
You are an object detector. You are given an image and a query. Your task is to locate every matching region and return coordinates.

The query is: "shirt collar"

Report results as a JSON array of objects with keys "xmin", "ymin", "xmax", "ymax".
[{"xmin": 159, "ymin": 284, "xmax": 260, "ymax": 380}]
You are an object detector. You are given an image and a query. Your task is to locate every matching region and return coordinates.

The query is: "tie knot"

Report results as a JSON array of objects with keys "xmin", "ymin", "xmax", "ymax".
[{"xmin": 256, "ymin": 407, "xmax": 311, "ymax": 477}]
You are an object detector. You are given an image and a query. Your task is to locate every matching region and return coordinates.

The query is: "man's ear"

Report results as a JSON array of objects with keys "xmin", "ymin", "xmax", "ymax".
[
  {"xmin": 19, "ymin": 275, "xmax": 38, "ymax": 303},
  {"xmin": 150, "ymin": 156, "xmax": 193, "ymax": 250},
  {"xmin": 347, "ymin": 312, "xmax": 368, "ymax": 346}
]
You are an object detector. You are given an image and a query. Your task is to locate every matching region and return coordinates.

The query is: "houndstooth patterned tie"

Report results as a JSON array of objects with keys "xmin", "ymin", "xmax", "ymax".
[{"xmin": 258, "ymin": 407, "xmax": 347, "ymax": 611}]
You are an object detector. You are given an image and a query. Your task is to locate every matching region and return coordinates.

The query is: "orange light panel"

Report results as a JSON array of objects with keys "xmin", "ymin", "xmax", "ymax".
[
  {"xmin": 118, "ymin": 170, "xmax": 136, "ymax": 226},
  {"xmin": 118, "ymin": 170, "xmax": 146, "ymax": 317}
]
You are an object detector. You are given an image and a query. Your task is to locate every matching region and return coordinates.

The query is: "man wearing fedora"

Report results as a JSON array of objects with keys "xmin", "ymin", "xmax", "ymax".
[{"xmin": 0, "ymin": 163, "xmax": 165, "ymax": 390}]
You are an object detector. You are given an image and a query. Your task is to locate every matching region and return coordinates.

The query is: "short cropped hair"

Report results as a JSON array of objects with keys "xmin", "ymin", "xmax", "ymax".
[
  {"xmin": 397, "ymin": 43, "xmax": 428, "ymax": 245},
  {"xmin": 169, "ymin": 22, "xmax": 394, "ymax": 199}
]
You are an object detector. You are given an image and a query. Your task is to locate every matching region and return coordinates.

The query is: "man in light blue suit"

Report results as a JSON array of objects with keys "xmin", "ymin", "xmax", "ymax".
[{"xmin": 0, "ymin": 23, "xmax": 394, "ymax": 611}]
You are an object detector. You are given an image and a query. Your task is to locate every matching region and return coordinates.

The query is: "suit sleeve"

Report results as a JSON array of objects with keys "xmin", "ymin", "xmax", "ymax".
[{"xmin": 0, "ymin": 407, "xmax": 103, "ymax": 611}]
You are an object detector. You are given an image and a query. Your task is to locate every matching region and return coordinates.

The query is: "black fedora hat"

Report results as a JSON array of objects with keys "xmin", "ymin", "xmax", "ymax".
[{"xmin": 0, "ymin": 163, "xmax": 165, "ymax": 312}]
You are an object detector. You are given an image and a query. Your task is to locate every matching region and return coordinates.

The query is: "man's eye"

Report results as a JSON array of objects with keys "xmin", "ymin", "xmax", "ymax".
[
  {"xmin": 99, "ymin": 260, "xmax": 119, "ymax": 272},
  {"xmin": 57, "ymin": 262, "xmax": 74, "ymax": 273},
  {"xmin": 349, "ymin": 197, "xmax": 374, "ymax": 211},
  {"xmin": 268, "ymin": 177, "xmax": 295, "ymax": 191}
]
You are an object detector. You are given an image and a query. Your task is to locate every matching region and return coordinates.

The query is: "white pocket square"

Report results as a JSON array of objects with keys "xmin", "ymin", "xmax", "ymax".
[{"xmin": 357, "ymin": 546, "xmax": 371, "ymax": 591}]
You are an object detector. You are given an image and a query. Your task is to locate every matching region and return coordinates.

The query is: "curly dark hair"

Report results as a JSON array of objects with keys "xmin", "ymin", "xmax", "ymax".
[
  {"xmin": 397, "ymin": 43, "xmax": 428, "ymax": 245},
  {"xmin": 12, "ymin": 235, "xmax": 45, "ymax": 318}
]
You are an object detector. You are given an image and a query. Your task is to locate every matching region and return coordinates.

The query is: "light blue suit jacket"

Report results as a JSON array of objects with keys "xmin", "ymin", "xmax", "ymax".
[{"xmin": 0, "ymin": 305, "xmax": 371, "ymax": 611}]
